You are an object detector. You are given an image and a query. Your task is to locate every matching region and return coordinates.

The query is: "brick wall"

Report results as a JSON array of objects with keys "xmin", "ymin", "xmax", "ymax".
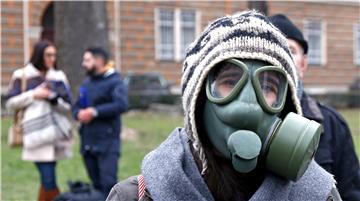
[
  {"xmin": 1, "ymin": 1, "xmax": 359, "ymax": 94},
  {"xmin": 1, "ymin": 1, "xmax": 24, "ymax": 88},
  {"xmin": 118, "ymin": 1, "xmax": 248, "ymax": 85},
  {"xmin": 269, "ymin": 1, "xmax": 360, "ymax": 93},
  {"xmin": 1, "ymin": 1, "xmax": 115, "ymax": 90}
]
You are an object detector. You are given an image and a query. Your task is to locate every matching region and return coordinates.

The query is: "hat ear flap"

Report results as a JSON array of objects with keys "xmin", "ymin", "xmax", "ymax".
[{"xmin": 194, "ymin": 83, "xmax": 210, "ymax": 144}]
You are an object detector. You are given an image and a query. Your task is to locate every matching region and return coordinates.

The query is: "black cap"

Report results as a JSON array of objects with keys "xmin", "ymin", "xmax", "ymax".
[{"xmin": 269, "ymin": 14, "xmax": 308, "ymax": 54}]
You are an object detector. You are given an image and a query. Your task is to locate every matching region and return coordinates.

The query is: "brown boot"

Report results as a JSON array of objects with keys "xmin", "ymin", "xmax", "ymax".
[
  {"xmin": 38, "ymin": 186, "xmax": 46, "ymax": 201},
  {"xmin": 44, "ymin": 188, "xmax": 60, "ymax": 201}
]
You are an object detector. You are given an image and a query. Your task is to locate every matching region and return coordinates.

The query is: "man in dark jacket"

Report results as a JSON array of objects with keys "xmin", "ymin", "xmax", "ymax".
[
  {"xmin": 72, "ymin": 47, "xmax": 128, "ymax": 197},
  {"xmin": 270, "ymin": 14, "xmax": 360, "ymax": 200}
]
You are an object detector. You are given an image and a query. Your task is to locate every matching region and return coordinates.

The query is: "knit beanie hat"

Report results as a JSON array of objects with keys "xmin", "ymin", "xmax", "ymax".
[
  {"xmin": 269, "ymin": 14, "xmax": 309, "ymax": 54},
  {"xmin": 181, "ymin": 10, "xmax": 302, "ymax": 174}
]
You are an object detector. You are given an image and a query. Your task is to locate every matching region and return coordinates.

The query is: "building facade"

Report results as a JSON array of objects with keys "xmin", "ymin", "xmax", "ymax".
[{"xmin": 1, "ymin": 1, "xmax": 359, "ymax": 95}]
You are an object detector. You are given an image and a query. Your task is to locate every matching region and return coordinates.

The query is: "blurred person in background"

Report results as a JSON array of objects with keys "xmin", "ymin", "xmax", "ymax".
[
  {"xmin": 6, "ymin": 41, "xmax": 73, "ymax": 201},
  {"xmin": 107, "ymin": 11, "xmax": 340, "ymax": 201},
  {"xmin": 72, "ymin": 47, "xmax": 128, "ymax": 198},
  {"xmin": 270, "ymin": 14, "xmax": 360, "ymax": 200}
]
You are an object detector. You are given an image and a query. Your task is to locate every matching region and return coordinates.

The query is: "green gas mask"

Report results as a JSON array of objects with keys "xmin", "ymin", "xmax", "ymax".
[{"xmin": 203, "ymin": 59, "xmax": 321, "ymax": 181}]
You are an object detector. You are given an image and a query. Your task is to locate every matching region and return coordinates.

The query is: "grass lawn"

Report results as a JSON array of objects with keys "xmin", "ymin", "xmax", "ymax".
[
  {"xmin": 1, "ymin": 112, "xmax": 182, "ymax": 200},
  {"xmin": 338, "ymin": 109, "xmax": 360, "ymax": 157},
  {"xmin": 1, "ymin": 109, "xmax": 359, "ymax": 200}
]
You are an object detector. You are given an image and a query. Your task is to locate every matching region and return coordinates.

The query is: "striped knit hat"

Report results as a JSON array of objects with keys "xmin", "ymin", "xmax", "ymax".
[{"xmin": 181, "ymin": 10, "xmax": 302, "ymax": 175}]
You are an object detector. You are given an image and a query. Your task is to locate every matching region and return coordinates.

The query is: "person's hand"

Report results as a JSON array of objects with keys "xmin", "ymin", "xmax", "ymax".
[
  {"xmin": 77, "ymin": 107, "xmax": 96, "ymax": 124},
  {"xmin": 33, "ymin": 84, "xmax": 51, "ymax": 99}
]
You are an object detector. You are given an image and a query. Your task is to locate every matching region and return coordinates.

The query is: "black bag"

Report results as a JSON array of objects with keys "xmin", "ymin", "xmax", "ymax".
[{"xmin": 54, "ymin": 181, "xmax": 105, "ymax": 201}]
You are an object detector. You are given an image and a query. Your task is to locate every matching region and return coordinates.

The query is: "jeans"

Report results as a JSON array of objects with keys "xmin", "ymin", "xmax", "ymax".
[
  {"xmin": 35, "ymin": 162, "xmax": 57, "ymax": 190},
  {"xmin": 82, "ymin": 151, "xmax": 119, "ymax": 197}
]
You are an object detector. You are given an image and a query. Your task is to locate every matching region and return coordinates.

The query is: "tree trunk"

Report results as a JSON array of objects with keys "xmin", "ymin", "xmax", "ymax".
[
  {"xmin": 248, "ymin": 1, "xmax": 268, "ymax": 16},
  {"xmin": 54, "ymin": 1, "xmax": 110, "ymax": 95}
]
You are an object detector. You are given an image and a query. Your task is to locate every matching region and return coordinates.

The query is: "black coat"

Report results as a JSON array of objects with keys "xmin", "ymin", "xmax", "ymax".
[
  {"xmin": 301, "ymin": 92, "xmax": 360, "ymax": 201},
  {"xmin": 72, "ymin": 71, "xmax": 128, "ymax": 154}
]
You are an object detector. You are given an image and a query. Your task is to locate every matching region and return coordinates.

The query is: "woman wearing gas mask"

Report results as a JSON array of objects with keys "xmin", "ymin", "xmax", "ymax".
[{"xmin": 107, "ymin": 10, "xmax": 341, "ymax": 201}]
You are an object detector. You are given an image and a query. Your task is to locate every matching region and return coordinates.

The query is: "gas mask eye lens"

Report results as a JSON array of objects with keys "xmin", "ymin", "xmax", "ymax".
[
  {"xmin": 255, "ymin": 68, "xmax": 288, "ymax": 111},
  {"xmin": 210, "ymin": 61, "xmax": 245, "ymax": 99},
  {"xmin": 206, "ymin": 59, "xmax": 287, "ymax": 110},
  {"xmin": 259, "ymin": 71, "xmax": 280, "ymax": 106}
]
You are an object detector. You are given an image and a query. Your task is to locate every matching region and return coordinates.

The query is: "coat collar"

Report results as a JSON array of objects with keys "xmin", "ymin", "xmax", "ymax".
[
  {"xmin": 90, "ymin": 68, "xmax": 116, "ymax": 80},
  {"xmin": 24, "ymin": 63, "xmax": 57, "ymax": 79},
  {"xmin": 300, "ymin": 92, "xmax": 324, "ymax": 123},
  {"xmin": 142, "ymin": 128, "xmax": 334, "ymax": 201}
]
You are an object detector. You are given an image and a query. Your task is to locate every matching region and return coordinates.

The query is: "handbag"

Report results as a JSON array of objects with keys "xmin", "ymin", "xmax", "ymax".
[
  {"xmin": 8, "ymin": 68, "xmax": 27, "ymax": 147},
  {"xmin": 22, "ymin": 111, "xmax": 73, "ymax": 149}
]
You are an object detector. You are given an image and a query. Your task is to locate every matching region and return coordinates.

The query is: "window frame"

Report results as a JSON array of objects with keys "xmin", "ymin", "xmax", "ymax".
[
  {"xmin": 154, "ymin": 8, "xmax": 200, "ymax": 62},
  {"xmin": 303, "ymin": 19, "xmax": 327, "ymax": 66},
  {"xmin": 354, "ymin": 23, "xmax": 360, "ymax": 65},
  {"xmin": 154, "ymin": 8, "xmax": 175, "ymax": 61},
  {"xmin": 180, "ymin": 9, "xmax": 197, "ymax": 59}
]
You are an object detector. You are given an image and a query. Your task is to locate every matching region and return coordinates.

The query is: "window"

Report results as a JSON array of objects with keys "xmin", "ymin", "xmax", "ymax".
[
  {"xmin": 355, "ymin": 23, "xmax": 360, "ymax": 65},
  {"xmin": 304, "ymin": 20, "xmax": 325, "ymax": 65},
  {"xmin": 155, "ymin": 8, "xmax": 199, "ymax": 61},
  {"xmin": 157, "ymin": 9, "xmax": 175, "ymax": 60},
  {"xmin": 181, "ymin": 10, "xmax": 196, "ymax": 58}
]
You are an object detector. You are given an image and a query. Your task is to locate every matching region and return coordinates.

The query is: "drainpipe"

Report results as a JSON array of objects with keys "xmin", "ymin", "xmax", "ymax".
[
  {"xmin": 23, "ymin": 1, "xmax": 30, "ymax": 64},
  {"xmin": 114, "ymin": 1, "xmax": 121, "ymax": 72}
]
